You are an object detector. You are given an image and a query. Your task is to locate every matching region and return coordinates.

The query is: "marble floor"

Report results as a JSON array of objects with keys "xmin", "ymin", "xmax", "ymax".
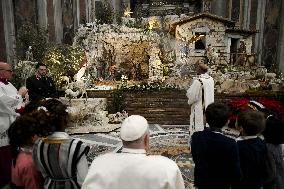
[
  {"xmin": 72, "ymin": 124, "xmax": 195, "ymax": 188},
  {"xmin": 72, "ymin": 124, "xmax": 284, "ymax": 189}
]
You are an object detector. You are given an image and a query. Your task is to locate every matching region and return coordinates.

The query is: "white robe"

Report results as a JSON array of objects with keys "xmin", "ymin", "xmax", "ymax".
[
  {"xmin": 186, "ymin": 73, "xmax": 214, "ymax": 133},
  {"xmin": 0, "ymin": 82, "xmax": 22, "ymax": 146},
  {"xmin": 82, "ymin": 148, "xmax": 185, "ymax": 189}
]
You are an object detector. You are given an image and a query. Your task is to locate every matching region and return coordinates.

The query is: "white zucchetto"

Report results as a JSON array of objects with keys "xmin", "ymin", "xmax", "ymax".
[{"xmin": 120, "ymin": 115, "xmax": 149, "ymax": 141}]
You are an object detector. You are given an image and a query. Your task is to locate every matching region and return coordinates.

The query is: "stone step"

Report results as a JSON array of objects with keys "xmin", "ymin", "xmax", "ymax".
[{"xmin": 87, "ymin": 90, "xmax": 284, "ymax": 125}]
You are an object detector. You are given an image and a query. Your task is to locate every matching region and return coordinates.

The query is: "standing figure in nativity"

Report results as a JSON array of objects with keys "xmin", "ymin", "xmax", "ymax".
[
  {"xmin": 25, "ymin": 46, "xmax": 33, "ymax": 61},
  {"xmin": 236, "ymin": 41, "xmax": 247, "ymax": 66},
  {"xmin": 96, "ymin": 59, "xmax": 107, "ymax": 80},
  {"xmin": 149, "ymin": 47, "xmax": 163, "ymax": 80},
  {"xmin": 106, "ymin": 65, "xmax": 122, "ymax": 81},
  {"xmin": 205, "ymin": 44, "xmax": 218, "ymax": 64},
  {"xmin": 180, "ymin": 39, "xmax": 189, "ymax": 59}
]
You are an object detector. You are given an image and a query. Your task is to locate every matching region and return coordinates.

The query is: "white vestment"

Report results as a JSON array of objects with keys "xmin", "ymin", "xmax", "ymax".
[
  {"xmin": 82, "ymin": 148, "xmax": 185, "ymax": 189},
  {"xmin": 0, "ymin": 82, "xmax": 22, "ymax": 146},
  {"xmin": 186, "ymin": 73, "xmax": 214, "ymax": 133}
]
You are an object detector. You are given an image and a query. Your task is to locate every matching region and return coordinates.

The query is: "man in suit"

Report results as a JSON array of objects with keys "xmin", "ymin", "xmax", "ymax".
[
  {"xmin": 26, "ymin": 63, "xmax": 57, "ymax": 101},
  {"xmin": 191, "ymin": 103, "xmax": 241, "ymax": 189}
]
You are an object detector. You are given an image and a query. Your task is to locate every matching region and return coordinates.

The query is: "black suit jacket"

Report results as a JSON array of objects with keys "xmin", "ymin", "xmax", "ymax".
[
  {"xmin": 237, "ymin": 138, "xmax": 267, "ymax": 189},
  {"xmin": 26, "ymin": 75, "xmax": 57, "ymax": 101},
  {"xmin": 191, "ymin": 129, "xmax": 241, "ymax": 189}
]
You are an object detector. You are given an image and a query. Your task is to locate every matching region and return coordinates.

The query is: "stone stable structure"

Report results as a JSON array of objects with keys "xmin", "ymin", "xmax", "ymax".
[{"xmin": 171, "ymin": 13, "xmax": 255, "ymax": 66}]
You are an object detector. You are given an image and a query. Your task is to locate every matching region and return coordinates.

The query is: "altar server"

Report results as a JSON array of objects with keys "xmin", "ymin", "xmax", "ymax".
[
  {"xmin": 0, "ymin": 62, "xmax": 28, "ymax": 187},
  {"xmin": 82, "ymin": 115, "xmax": 185, "ymax": 189},
  {"xmin": 32, "ymin": 99, "xmax": 90, "ymax": 189},
  {"xmin": 186, "ymin": 63, "xmax": 214, "ymax": 134}
]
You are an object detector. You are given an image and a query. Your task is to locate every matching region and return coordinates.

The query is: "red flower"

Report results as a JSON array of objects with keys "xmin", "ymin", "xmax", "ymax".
[
  {"xmin": 227, "ymin": 97, "xmax": 284, "ymax": 128},
  {"xmin": 227, "ymin": 98, "xmax": 250, "ymax": 111},
  {"xmin": 258, "ymin": 97, "xmax": 284, "ymax": 118}
]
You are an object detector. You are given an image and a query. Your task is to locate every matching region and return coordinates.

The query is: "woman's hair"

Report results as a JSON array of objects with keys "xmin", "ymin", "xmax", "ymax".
[
  {"xmin": 23, "ymin": 100, "xmax": 42, "ymax": 114},
  {"xmin": 8, "ymin": 110, "xmax": 51, "ymax": 166},
  {"xmin": 39, "ymin": 99, "xmax": 69, "ymax": 132}
]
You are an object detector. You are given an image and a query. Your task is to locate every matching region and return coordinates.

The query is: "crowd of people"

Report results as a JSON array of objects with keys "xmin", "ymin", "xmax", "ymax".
[{"xmin": 0, "ymin": 60, "xmax": 284, "ymax": 189}]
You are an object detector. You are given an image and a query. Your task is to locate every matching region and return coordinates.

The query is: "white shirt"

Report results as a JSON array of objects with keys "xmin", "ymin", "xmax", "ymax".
[
  {"xmin": 82, "ymin": 148, "xmax": 185, "ymax": 189},
  {"xmin": 236, "ymin": 135, "xmax": 259, "ymax": 141},
  {"xmin": 0, "ymin": 82, "xmax": 23, "ymax": 146}
]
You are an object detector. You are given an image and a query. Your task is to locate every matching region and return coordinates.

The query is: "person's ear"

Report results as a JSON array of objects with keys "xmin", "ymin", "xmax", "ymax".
[
  {"xmin": 235, "ymin": 124, "xmax": 243, "ymax": 132},
  {"xmin": 225, "ymin": 119, "xmax": 230, "ymax": 127},
  {"xmin": 31, "ymin": 135, "xmax": 39, "ymax": 144},
  {"xmin": 144, "ymin": 132, "xmax": 150, "ymax": 151}
]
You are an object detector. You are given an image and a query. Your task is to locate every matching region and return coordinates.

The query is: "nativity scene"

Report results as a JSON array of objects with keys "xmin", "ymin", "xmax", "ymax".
[{"xmin": 0, "ymin": 0, "xmax": 284, "ymax": 188}]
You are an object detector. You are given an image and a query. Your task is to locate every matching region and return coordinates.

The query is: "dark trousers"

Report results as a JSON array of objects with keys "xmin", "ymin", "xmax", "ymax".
[{"xmin": 0, "ymin": 145, "xmax": 12, "ymax": 187}]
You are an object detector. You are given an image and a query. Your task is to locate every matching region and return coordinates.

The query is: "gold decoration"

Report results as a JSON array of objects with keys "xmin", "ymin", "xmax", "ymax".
[{"xmin": 123, "ymin": 7, "xmax": 133, "ymax": 17}]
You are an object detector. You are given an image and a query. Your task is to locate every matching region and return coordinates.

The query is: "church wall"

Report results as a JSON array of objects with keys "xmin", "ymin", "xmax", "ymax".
[
  {"xmin": 262, "ymin": 0, "xmax": 282, "ymax": 70},
  {"xmin": 14, "ymin": 0, "xmax": 37, "ymax": 31},
  {"xmin": 231, "ymin": 0, "xmax": 240, "ymax": 24},
  {"xmin": 211, "ymin": 0, "xmax": 229, "ymax": 18},
  {"xmin": 250, "ymin": 0, "xmax": 258, "ymax": 30},
  {"xmin": 249, "ymin": 0, "xmax": 258, "ymax": 53},
  {"xmin": 278, "ymin": 0, "xmax": 284, "ymax": 72},
  {"xmin": 62, "ymin": 0, "xmax": 74, "ymax": 44},
  {"xmin": 0, "ymin": 2, "xmax": 6, "ymax": 61},
  {"xmin": 79, "ymin": 0, "xmax": 86, "ymax": 24},
  {"xmin": 47, "ymin": 0, "xmax": 55, "ymax": 41}
]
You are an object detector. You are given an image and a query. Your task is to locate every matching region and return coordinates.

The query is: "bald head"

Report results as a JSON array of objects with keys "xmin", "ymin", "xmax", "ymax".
[
  {"xmin": 0, "ymin": 62, "xmax": 13, "ymax": 80},
  {"xmin": 0, "ymin": 62, "xmax": 11, "ymax": 69},
  {"xmin": 197, "ymin": 63, "xmax": 208, "ymax": 74}
]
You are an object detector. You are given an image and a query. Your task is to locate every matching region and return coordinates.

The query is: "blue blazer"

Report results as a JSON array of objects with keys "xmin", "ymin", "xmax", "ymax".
[
  {"xmin": 237, "ymin": 138, "xmax": 267, "ymax": 189},
  {"xmin": 191, "ymin": 129, "xmax": 241, "ymax": 189}
]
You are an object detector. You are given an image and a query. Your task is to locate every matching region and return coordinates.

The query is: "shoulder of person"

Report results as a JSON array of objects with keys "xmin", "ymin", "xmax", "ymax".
[
  {"xmin": 147, "ymin": 155, "xmax": 178, "ymax": 165},
  {"xmin": 90, "ymin": 152, "xmax": 117, "ymax": 165},
  {"xmin": 26, "ymin": 75, "xmax": 35, "ymax": 81},
  {"xmin": 96, "ymin": 152, "xmax": 117, "ymax": 159},
  {"xmin": 146, "ymin": 155, "xmax": 181, "ymax": 172},
  {"xmin": 193, "ymin": 130, "xmax": 237, "ymax": 143},
  {"xmin": 190, "ymin": 77, "xmax": 202, "ymax": 84},
  {"xmin": 68, "ymin": 138, "xmax": 90, "ymax": 150},
  {"xmin": 200, "ymin": 73, "xmax": 212, "ymax": 79},
  {"xmin": 16, "ymin": 152, "xmax": 34, "ymax": 169},
  {"xmin": 192, "ymin": 130, "xmax": 207, "ymax": 137}
]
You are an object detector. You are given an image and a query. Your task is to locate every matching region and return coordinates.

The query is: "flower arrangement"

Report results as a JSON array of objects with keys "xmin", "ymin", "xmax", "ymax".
[
  {"xmin": 120, "ymin": 81, "xmax": 183, "ymax": 92},
  {"xmin": 227, "ymin": 97, "xmax": 284, "ymax": 127}
]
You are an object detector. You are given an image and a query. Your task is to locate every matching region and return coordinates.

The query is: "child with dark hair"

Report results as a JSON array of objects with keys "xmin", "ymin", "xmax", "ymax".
[
  {"xmin": 250, "ymin": 102, "xmax": 284, "ymax": 189},
  {"xmin": 8, "ymin": 110, "xmax": 50, "ymax": 189},
  {"xmin": 191, "ymin": 103, "xmax": 241, "ymax": 189},
  {"xmin": 236, "ymin": 109, "xmax": 267, "ymax": 189},
  {"xmin": 32, "ymin": 98, "xmax": 90, "ymax": 189}
]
